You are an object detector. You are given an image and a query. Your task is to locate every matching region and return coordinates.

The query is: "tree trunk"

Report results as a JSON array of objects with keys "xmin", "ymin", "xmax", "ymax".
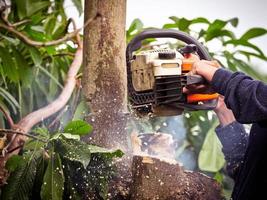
[
  {"xmin": 82, "ymin": 0, "xmax": 128, "ymax": 152},
  {"xmin": 82, "ymin": 2, "xmax": 223, "ymax": 199},
  {"xmin": 82, "ymin": 1, "xmax": 131, "ymax": 198},
  {"xmin": 130, "ymin": 155, "xmax": 223, "ymax": 200}
]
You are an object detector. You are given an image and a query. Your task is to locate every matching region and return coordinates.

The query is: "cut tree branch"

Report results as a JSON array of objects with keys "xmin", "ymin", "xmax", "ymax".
[
  {"xmin": 17, "ymin": 44, "xmax": 83, "ymax": 133},
  {"xmin": 0, "ymin": 15, "xmax": 98, "ymax": 47}
]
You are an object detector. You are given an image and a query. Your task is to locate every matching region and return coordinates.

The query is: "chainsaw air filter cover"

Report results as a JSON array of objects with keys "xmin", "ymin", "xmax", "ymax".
[{"xmin": 126, "ymin": 29, "xmax": 218, "ymax": 116}]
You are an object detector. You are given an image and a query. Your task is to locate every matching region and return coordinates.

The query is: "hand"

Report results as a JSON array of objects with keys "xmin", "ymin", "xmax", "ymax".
[
  {"xmin": 214, "ymin": 95, "xmax": 235, "ymax": 127},
  {"xmin": 183, "ymin": 59, "xmax": 221, "ymax": 94},
  {"xmin": 192, "ymin": 60, "xmax": 221, "ymax": 82}
]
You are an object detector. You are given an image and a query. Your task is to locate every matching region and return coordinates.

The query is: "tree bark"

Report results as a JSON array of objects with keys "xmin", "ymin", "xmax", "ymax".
[
  {"xmin": 82, "ymin": 0, "xmax": 128, "ymax": 152},
  {"xmin": 82, "ymin": 1, "xmax": 131, "ymax": 198}
]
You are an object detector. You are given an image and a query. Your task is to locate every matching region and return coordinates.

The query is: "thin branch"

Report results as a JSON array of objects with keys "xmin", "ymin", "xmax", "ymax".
[
  {"xmin": 0, "ymin": 105, "xmax": 14, "ymax": 128},
  {"xmin": 12, "ymin": 19, "xmax": 31, "ymax": 27},
  {"xmin": 0, "ymin": 14, "xmax": 98, "ymax": 47},
  {"xmin": 6, "ymin": 144, "xmax": 23, "ymax": 154},
  {"xmin": 0, "ymin": 129, "xmax": 48, "ymax": 143}
]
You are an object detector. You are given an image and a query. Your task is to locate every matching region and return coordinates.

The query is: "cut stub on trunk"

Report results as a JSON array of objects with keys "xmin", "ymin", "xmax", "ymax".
[{"xmin": 130, "ymin": 155, "xmax": 223, "ymax": 200}]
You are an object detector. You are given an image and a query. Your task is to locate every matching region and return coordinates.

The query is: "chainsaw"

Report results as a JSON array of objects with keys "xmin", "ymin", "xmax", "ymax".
[{"xmin": 126, "ymin": 29, "xmax": 218, "ymax": 116}]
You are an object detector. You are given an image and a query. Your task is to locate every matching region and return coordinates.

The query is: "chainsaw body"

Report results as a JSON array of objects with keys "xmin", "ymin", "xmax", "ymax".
[{"xmin": 126, "ymin": 29, "xmax": 218, "ymax": 116}]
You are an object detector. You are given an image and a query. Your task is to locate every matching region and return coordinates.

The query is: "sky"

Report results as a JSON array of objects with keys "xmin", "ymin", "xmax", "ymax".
[{"xmin": 65, "ymin": 0, "xmax": 267, "ymax": 73}]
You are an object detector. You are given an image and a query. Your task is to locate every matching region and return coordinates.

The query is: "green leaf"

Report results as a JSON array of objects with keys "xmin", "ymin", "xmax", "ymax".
[
  {"xmin": 71, "ymin": 0, "xmax": 83, "ymax": 16},
  {"xmin": 28, "ymin": 46, "xmax": 42, "ymax": 66},
  {"xmin": 191, "ymin": 17, "xmax": 210, "ymax": 24},
  {"xmin": 14, "ymin": 0, "xmax": 27, "ymax": 19},
  {"xmin": 238, "ymin": 50, "xmax": 267, "ymax": 61},
  {"xmin": 127, "ymin": 18, "xmax": 144, "ymax": 35},
  {"xmin": 26, "ymin": 1, "xmax": 51, "ymax": 18},
  {"xmin": 1, "ymin": 152, "xmax": 40, "ymax": 200},
  {"xmin": 0, "ymin": 46, "xmax": 19, "ymax": 83},
  {"xmin": 87, "ymin": 145, "xmax": 124, "ymax": 158},
  {"xmin": 64, "ymin": 120, "xmax": 93, "ymax": 136},
  {"xmin": 205, "ymin": 29, "xmax": 235, "ymax": 41},
  {"xmin": 50, "ymin": 133, "xmax": 80, "ymax": 141},
  {"xmin": 224, "ymin": 39, "xmax": 265, "ymax": 56},
  {"xmin": 12, "ymin": 47, "xmax": 33, "ymax": 87},
  {"xmin": 44, "ymin": 15, "xmax": 57, "ymax": 37},
  {"xmin": 204, "ymin": 19, "xmax": 231, "ymax": 41},
  {"xmin": 5, "ymin": 155, "xmax": 23, "ymax": 173},
  {"xmin": 53, "ymin": 136, "xmax": 91, "ymax": 168},
  {"xmin": 14, "ymin": 0, "xmax": 50, "ymax": 19},
  {"xmin": 0, "ymin": 87, "xmax": 20, "ymax": 114},
  {"xmin": 207, "ymin": 19, "xmax": 227, "ymax": 32},
  {"xmin": 0, "ymin": 34, "xmax": 20, "ymax": 45},
  {"xmin": 232, "ymin": 57, "xmax": 267, "ymax": 82},
  {"xmin": 162, "ymin": 23, "xmax": 177, "ymax": 29},
  {"xmin": 177, "ymin": 17, "xmax": 191, "ymax": 31},
  {"xmin": 198, "ymin": 120, "xmax": 225, "ymax": 172},
  {"xmin": 228, "ymin": 17, "xmax": 239, "ymax": 27},
  {"xmin": 41, "ymin": 153, "xmax": 64, "ymax": 200},
  {"xmin": 240, "ymin": 28, "xmax": 267, "ymax": 40},
  {"xmin": 32, "ymin": 154, "xmax": 48, "ymax": 199},
  {"xmin": 51, "ymin": 21, "xmax": 68, "ymax": 39},
  {"xmin": 214, "ymin": 171, "xmax": 224, "ymax": 184}
]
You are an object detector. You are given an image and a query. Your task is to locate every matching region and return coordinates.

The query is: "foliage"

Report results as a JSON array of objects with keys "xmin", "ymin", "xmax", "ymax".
[
  {"xmin": 1, "ymin": 120, "xmax": 123, "ymax": 200},
  {"xmin": 0, "ymin": 0, "xmax": 84, "ymax": 129}
]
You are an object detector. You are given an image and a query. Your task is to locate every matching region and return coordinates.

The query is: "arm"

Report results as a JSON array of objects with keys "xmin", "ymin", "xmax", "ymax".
[
  {"xmin": 214, "ymin": 97, "xmax": 248, "ymax": 179},
  {"xmin": 194, "ymin": 61, "xmax": 267, "ymax": 123}
]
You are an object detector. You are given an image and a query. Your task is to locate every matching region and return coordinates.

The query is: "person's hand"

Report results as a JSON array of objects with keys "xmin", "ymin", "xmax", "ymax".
[
  {"xmin": 192, "ymin": 60, "xmax": 221, "ymax": 83},
  {"xmin": 214, "ymin": 95, "xmax": 235, "ymax": 127},
  {"xmin": 183, "ymin": 59, "xmax": 221, "ymax": 94}
]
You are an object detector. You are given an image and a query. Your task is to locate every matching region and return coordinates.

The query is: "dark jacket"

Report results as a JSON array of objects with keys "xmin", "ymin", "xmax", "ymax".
[{"xmin": 211, "ymin": 68, "xmax": 267, "ymax": 200}]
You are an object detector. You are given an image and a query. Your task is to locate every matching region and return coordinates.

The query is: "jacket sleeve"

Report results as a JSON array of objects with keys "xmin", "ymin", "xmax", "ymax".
[
  {"xmin": 215, "ymin": 121, "xmax": 248, "ymax": 180},
  {"xmin": 211, "ymin": 68, "xmax": 267, "ymax": 123}
]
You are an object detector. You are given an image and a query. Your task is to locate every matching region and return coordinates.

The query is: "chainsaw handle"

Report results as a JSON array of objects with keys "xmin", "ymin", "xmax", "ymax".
[{"xmin": 126, "ymin": 29, "xmax": 211, "ymax": 62}]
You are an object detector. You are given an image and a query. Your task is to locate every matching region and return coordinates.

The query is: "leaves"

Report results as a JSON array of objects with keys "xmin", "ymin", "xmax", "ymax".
[
  {"xmin": 53, "ymin": 135, "xmax": 91, "ymax": 168},
  {"xmin": 14, "ymin": 0, "xmax": 51, "ymax": 19},
  {"xmin": 5, "ymin": 155, "xmax": 23, "ymax": 173},
  {"xmin": 1, "ymin": 152, "xmax": 40, "ymax": 200},
  {"xmin": 224, "ymin": 39, "xmax": 265, "ymax": 56},
  {"xmin": 198, "ymin": 120, "xmax": 225, "ymax": 172},
  {"xmin": 126, "ymin": 18, "xmax": 144, "ymax": 43},
  {"xmin": 64, "ymin": 120, "xmax": 93, "ymax": 136},
  {"xmin": 0, "ymin": 46, "xmax": 19, "ymax": 83},
  {"xmin": 41, "ymin": 152, "xmax": 64, "ymax": 200},
  {"xmin": 240, "ymin": 28, "xmax": 267, "ymax": 40},
  {"xmin": 0, "ymin": 87, "xmax": 20, "ymax": 114}
]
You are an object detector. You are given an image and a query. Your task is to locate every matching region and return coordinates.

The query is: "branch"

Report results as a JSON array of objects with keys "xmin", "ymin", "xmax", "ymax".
[
  {"xmin": 17, "ymin": 44, "xmax": 83, "ymax": 132},
  {"xmin": 0, "ymin": 15, "xmax": 98, "ymax": 47},
  {"xmin": 0, "ymin": 105, "xmax": 14, "ymax": 128},
  {"xmin": 0, "ymin": 129, "xmax": 47, "ymax": 143}
]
